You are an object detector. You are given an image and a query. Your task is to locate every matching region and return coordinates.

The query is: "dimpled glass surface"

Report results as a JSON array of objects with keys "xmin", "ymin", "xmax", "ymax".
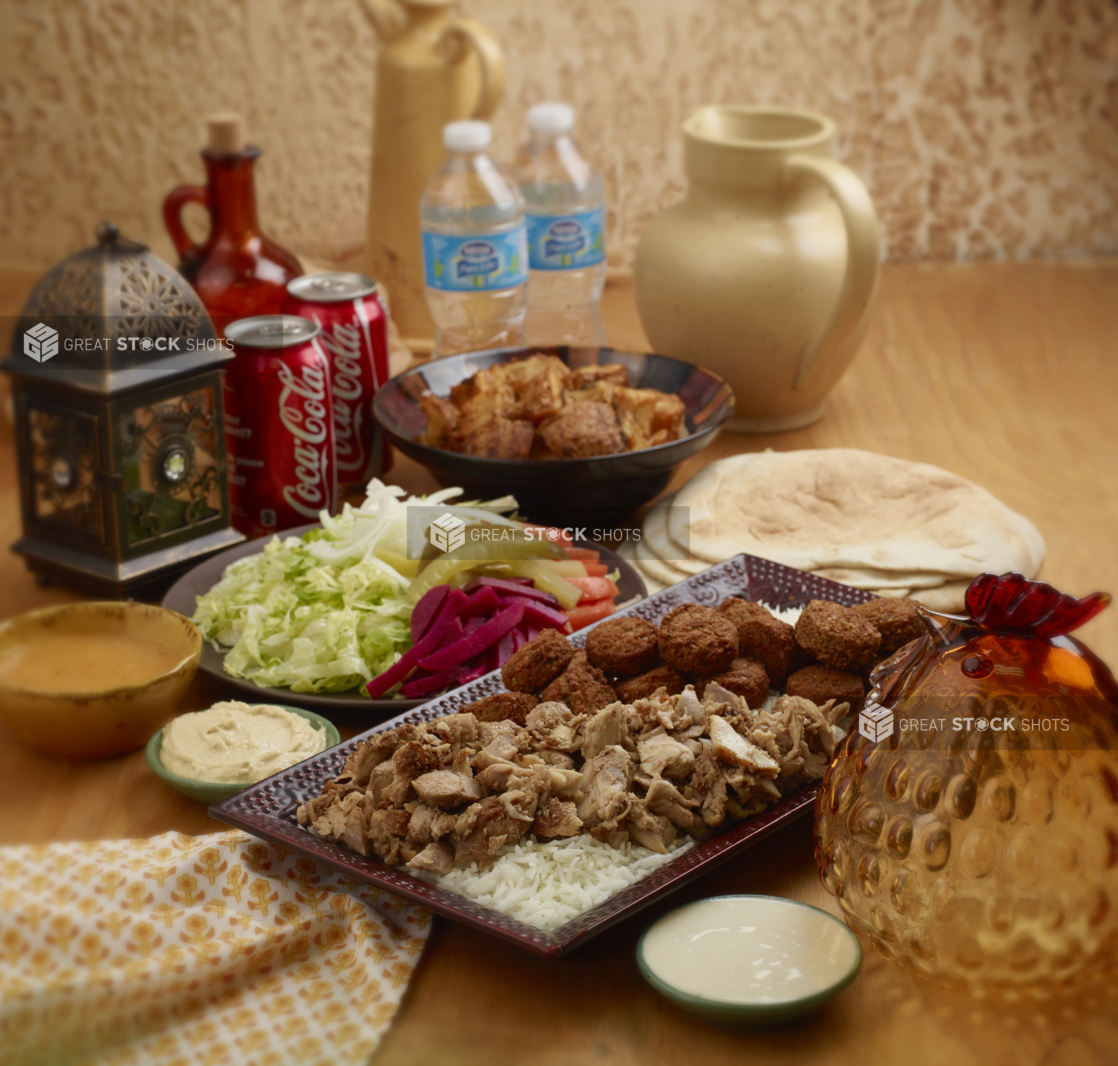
[{"xmin": 814, "ymin": 612, "xmax": 1118, "ymax": 999}]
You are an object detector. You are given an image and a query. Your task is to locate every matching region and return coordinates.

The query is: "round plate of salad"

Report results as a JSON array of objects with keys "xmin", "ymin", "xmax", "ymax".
[{"xmin": 162, "ymin": 481, "xmax": 647, "ymax": 713}]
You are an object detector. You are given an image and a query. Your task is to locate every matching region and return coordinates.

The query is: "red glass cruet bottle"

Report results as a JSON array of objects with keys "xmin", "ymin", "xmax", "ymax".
[{"xmin": 163, "ymin": 113, "xmax": 302, "ymax": 332}]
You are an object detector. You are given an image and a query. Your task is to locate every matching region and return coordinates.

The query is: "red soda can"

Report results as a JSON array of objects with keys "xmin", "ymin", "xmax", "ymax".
[
  {"xmin": 284, "ymin": 273, "xmax": 392, "ymax": 498},
  {"xmin": 223, "ymin": 315, "xmax": 336, "ymax": 537}
]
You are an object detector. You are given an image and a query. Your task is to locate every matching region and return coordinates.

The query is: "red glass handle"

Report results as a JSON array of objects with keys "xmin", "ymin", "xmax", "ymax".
[{"xmin": 162, "ymin": 184, "xmax": 210, "ymax": 257}]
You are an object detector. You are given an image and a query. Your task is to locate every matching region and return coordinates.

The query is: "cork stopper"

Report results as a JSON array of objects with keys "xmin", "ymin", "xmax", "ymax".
[{"xmin": 207, "ymin": 112, "xmax": 246, "ymax": 155}]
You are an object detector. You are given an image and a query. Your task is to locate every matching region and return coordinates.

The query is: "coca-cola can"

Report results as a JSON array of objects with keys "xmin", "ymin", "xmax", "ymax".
[
  {"xmin": 223, "ymin": 315, "xmax": 336, "ymax": 537},
  {"xmin": 284, "ymin": 272, "xmax": 391, "ymax": 498}
]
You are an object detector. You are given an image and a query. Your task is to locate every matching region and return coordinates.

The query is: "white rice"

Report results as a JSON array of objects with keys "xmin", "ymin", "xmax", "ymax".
[{"xmin": 414, "ymin": 835, "xmax": 694, "ymax": 933}]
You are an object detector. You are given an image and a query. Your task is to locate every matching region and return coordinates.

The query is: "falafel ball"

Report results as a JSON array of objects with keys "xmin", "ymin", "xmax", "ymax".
[
  {"xmin": 615, "ymin": 664, "xmax": 688, "ymax": 703},
  {"xmin": 794, "ymin": 600, "xmax": 881, "ymax": 672},
  {"xmin": 850, "ymin": 597, "xmax": 927, "ymax": 655},
  {"xmin": 463, "ymin": 691, "xmax": 538, "ymax": 725},
  {"xmin": 501, "ymin": 628, "xmax": 575, "ymax": 693},
  {"xmin": 785, "ymin": 664, "xmax": 864, "ymax": 711},
  {"xmin": 717, "ymin": 598, "xmax": 797, "ymax": 682},
  {"xmin": 540, "ymin": 651, "xmax": 618, "ymax": 714},
  {"xmin": 693, "ymin": 657, "xmax": 770, "ymax": 707},
  {"xmin": 657, "ymin": 604, "xmax": 739, "ymax": 675},
  {"xmin": 584, "ymin": 615, "xmax": 660, "ymax": 678}
]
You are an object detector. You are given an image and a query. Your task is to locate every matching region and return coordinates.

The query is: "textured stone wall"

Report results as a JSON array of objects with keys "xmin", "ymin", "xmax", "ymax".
[{"xmin": 1, "ymin": 0, "xmax": 1115, "ymax": 272}]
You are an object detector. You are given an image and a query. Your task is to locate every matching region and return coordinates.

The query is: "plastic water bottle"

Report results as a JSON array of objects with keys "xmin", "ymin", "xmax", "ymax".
[
  {"xmin": 421, "ymin": 121, "xmax": 528, "ymax": 357},
  {"xmin": 515, "ymin": 103, "xmax": 607, "ymax": 348}
]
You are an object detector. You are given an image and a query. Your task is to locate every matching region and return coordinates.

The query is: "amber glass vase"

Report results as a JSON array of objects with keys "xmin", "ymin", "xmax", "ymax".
[
  {"xmin": 814, "ymin": 575, "xmax": 1118, "ymax": 1000},
  {"xmin": 163, "ymin": 147, "xmax": 302, "ymax": 332}
]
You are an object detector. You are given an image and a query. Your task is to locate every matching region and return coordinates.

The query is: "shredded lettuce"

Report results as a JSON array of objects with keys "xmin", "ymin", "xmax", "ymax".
[{"xmin": 192, "ymin": 479, "xmax": 519, "ymax": 694}]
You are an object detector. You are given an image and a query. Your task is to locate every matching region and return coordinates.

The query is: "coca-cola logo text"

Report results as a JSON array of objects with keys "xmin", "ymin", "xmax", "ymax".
[
  {"xmin": 317, "ymin": 323, "xmax": 367, "ymax": 473},
  {"xmin": 277, "ymin": 361, "xmax": 332, "ymax": 518}
]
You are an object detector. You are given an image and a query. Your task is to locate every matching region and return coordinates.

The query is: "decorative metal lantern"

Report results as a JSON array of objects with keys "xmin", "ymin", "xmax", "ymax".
[{"xmin": 1, "ymin": 222, "xmax": 244, "ymax": 598}]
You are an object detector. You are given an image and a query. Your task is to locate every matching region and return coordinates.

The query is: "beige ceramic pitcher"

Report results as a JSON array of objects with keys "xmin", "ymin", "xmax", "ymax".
[
  {"xmin": 360, "ymin": 0, "xmax": 505, "ymax": 353},
  {"xmin": 634, "ymin": 106, "xmax": 880, "ymax": 432}
]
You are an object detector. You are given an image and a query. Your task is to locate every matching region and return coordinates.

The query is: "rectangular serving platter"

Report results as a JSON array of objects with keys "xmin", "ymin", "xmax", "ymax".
[{"xmin": 209, "ymin": 552, "xmax": 874, "ymax": 958}]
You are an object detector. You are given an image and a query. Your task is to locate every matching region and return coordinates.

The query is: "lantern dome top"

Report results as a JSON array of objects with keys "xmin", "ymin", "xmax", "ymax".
[{"xmin": 2, "ymin": 222, "xmax": 227, "ymax": 395}]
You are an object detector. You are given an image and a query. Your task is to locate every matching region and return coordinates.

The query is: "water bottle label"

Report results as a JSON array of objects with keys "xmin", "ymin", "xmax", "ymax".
[
  {"xmin": 422, "ymin": 227, "xmax": 528, "ymax": 292},
  {"xmin": 526, "ymin": 207, "xmax": 606, "ymax": 271}
]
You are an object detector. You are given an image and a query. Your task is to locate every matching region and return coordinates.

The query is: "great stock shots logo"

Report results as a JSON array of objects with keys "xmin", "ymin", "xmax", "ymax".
[
  {"xmin": 428, "ymin": 513, "xmax": 467, "ymax": 553},
  {"xmin": 857, "ymin": 702, "xmax": 895, "ymax": 742},
  {"xmin": 23, "ymin": 323, "xmax": 59, "ymax": 363}
]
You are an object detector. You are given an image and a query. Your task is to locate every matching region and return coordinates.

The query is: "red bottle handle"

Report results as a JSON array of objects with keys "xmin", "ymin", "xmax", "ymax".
[{"xmin": 163, "ymin": 184, "xmax": 210, "ymax": 257}]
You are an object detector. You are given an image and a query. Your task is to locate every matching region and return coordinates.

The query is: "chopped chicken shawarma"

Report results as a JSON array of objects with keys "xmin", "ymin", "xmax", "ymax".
[
  {"xmin": 577, "ymin": 745, "xmax": 634, "ymax": 827},
  {"xmin": 701, "ymin": 682, "xmax": 753, "ymax": 724},
  {"xmin": 412, "ymin": 769, "xmax": 483, "ymax": 808},
  {"xmin": 547, "ymin": 767, "xmax": 584, "ymax": 800},
  {"xmin": 526, "ymin": 701, "xmax": 586, "ymax": 752},
  {"xmin": 302, "ymin": 681, "xmax": 844, "ymax": 872},
  {"xmin": 691, "ymin": 741, "xmax": 729, "ymax": 828},
  {"xmin": 381, "ymin": 739, "xmax": 442, "ymax": 807},
  {"xmin": 579, "ymin": 703, "xmax": 629, "ymax": 760},
  {"xmin": 406, "ymin": 803, "xmax": 458, "ymax": 844},
  {"xmin": 532, "ymin": 797, "xmax": 583, "ymax": 839},
  {"xmin": 453, "ymin": 795, "xmax": 535, "ymax": 869},
  {"xmin": 407, "ymin": 841, "xmax": 454, "ymax": 875},
  {"xmin": 707, "ymin": 716, "xmax": 781, "ymax": 777},
  {"xmin": 433, "ymin": 712, "xmax": 480, "ymax": 747},
  {"xmin": 626, "ymin": 796, "xmax": 677, "ymax": 853},
  {"xmin": 368, "ymin": 809, "xmax": 412, "ymax": 866},
  {"xmin": 645, "ymin": 777, "xmax": 698, "ymax": 829},
  {"xmin": 638, "ymin": 729, "xmax": 696, "ymax": 780}
]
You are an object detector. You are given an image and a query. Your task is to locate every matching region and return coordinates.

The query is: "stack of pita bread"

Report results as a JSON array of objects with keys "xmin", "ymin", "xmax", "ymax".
[{"xmin": 624, "ymin": 449, "xmax": 1045, "ymax": 612}]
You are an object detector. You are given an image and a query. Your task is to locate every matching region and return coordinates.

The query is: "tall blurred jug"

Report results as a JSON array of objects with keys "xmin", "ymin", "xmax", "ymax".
[
  {"xmin": 360, "ymin": 0, "xmax": 505, "ymax": 353},
  {"xmin": 634, "ymin": 107, "xmax": 880, "ymax": 432}
]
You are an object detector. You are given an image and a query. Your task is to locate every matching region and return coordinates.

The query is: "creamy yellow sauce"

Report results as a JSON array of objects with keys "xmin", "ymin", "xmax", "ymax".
[
  {"xmin": 0, "ymin": 633, "xmax": 184, "ymax": 693},
  {"xmin": 160, "ymin": 701, "xmax": 326, "ymax": 784},
  {"xmin": 642, "ymin": 897, "xmax": 859, "ymax": 1005}
]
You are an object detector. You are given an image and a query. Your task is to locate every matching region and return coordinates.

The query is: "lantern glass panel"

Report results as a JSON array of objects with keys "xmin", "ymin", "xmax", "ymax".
[
  {"xmin": 118, "ymin": 387, "xmax": 222, "ymax": 547},
  {"xmin": 27, "ymin": 405, "xmax": 106, "ymax": 544}
]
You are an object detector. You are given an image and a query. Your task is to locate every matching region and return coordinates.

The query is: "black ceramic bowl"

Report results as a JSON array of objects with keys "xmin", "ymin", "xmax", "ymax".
[{"xmin": 373, "ymin": 346, "xmax": 735, "ymax": 525}]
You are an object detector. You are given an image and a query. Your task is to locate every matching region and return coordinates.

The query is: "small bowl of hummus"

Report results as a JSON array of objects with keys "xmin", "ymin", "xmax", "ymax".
[{"xmin": 146, "ymin": 700, "xmax": 339, "ymax": 803}]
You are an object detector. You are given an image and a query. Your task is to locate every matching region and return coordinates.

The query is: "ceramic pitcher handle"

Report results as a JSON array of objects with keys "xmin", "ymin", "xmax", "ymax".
[
  {"xmin": 445, "ymin": 17, "xmax": 506, "ymax": 120},
  {"xmin": 784, "ymin": 156, "xmax": 880, "ymax": 390},
  {"xmin": 163, "ymin": 185, "xmax": 210, "ymax": 258}
]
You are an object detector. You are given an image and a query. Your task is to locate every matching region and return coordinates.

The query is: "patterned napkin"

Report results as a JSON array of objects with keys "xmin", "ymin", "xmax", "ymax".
[{"xmin": 0, "ymin": 830, "xmax": 431, "ymax": 1065}]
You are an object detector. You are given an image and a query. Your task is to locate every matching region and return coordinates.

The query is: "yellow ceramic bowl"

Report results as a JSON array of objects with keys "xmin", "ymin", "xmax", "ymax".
[{"xmin": 0, "ymin": 602, "xmax": 202, "ymax": 760}]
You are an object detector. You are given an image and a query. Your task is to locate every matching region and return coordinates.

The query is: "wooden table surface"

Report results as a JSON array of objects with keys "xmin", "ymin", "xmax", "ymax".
[{"xmin": 2, "ymin": 262, "xmax": 1117, "ymax": 1065}]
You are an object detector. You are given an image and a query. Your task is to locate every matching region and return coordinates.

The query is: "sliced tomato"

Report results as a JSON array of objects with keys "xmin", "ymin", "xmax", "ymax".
[
  {"xmin": 581, "ymin": 561, "xmax": 609, "ymax": 577},
  {"xmin": 566, "ymin": 598, "xmax": 615, "ymax": 630},
  {"xmin": 565, "ymin": 546, "xmax": 600, "ymax": 562},
  {"xmin": 565, "ymin": 575, "xmax": 620, "ymax": 602},
  {"xmin": 521, "ymin": 523, "xmax": 574, "ymax": 549}
]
